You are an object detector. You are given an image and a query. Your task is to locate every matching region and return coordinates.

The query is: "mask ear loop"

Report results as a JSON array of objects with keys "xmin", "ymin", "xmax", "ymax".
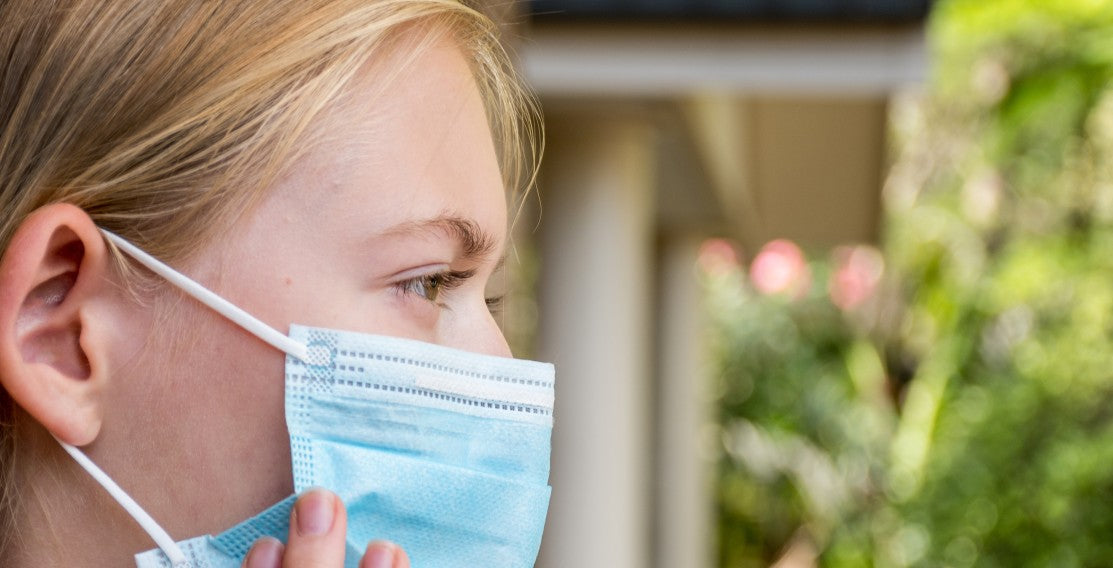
[
  {"xmin": 99, "ymin": 229, "xmax": 309, "ymax": 361},
  {"xmin": 54, "ymin": 437, "xmax": 190, "ymax": 566},
  {"xmin": 51, "ymin": 230, "xmax": 310, "ymax": 566}
]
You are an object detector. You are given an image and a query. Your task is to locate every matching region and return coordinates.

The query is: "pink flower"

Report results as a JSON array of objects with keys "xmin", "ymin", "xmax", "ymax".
[
  {"xmin": 829, "ymin": 245, "xmax": 884, "ymax": 310},
  {"xmin": 698, "ymin": 238, "xmax": 742, "ymax": 276},
  {"xmin": 749, "ymin": 239, "xmax": 810, "ymax": 298}
]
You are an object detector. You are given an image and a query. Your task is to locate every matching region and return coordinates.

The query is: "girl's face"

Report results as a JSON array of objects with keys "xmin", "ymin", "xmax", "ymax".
[{"xmin": 86, "ymin": 34, "xmax": 513, "ymax": 551}]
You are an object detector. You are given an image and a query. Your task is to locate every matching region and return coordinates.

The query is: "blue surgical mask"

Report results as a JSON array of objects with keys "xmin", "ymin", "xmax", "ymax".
[{"xmin": 56, "ymin": 230, "xmax": 555, "ymax": 568}]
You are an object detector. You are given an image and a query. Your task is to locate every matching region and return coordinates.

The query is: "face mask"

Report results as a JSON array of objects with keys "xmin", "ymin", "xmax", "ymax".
[{"xmin": 55, "ymin": 230, "xmax": 555, "ymax": 568}]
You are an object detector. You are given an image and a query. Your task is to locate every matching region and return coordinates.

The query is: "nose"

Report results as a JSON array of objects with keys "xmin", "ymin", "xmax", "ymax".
[{"xmin": 441, "ymin": 301, "xmax": 512, "ymax": 358}]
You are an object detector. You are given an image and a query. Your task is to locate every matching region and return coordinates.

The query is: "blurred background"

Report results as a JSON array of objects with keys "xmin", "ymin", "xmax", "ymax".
[{"xmin": 493, "ymin": 0, "xmax": 1113, "ymax": 566}]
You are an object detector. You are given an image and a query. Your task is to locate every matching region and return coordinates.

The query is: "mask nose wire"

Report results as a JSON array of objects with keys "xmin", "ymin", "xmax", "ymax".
[{"xmin": 99, "ymin": 229, "xmax": 309, "ymax": 361}]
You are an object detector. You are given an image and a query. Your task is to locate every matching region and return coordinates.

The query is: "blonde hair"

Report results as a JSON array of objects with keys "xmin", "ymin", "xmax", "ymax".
[{"xmin": 0, "ymin": 0, "xmax": 539, "ymax": 556}]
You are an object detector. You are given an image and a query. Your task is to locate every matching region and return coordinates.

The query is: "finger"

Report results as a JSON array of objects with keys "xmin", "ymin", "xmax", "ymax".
[
  {"xmin": 243, "ymin": 537, "xmax": 285, "ymax": 568},
  {"xmin": 359, "ymin": 540, "xmax": 410, "ymax": 568},
  {"xmin": 283, "ymin": 488, "xmax": 348, "ymax": 568}
]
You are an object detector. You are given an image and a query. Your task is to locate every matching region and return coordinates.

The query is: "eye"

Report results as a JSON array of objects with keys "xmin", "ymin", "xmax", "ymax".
[
  {"xmin": 398, "ymin": 269, "xmax": 475, "ymax": 304},
  {"xmin": 401, "ymin": 273, "xmax": 446, "ymax": 302}
]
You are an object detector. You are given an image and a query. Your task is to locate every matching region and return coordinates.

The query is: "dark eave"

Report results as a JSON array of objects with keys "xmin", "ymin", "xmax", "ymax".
[{"xmin": 529, "ymin": 0, "xmax": 931, "ymax": 24}]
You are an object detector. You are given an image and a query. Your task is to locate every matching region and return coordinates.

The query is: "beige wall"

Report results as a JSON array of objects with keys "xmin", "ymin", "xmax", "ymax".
[{"xmin": 747, "ymin": 97, "xmax": 888, "ymax": 247}]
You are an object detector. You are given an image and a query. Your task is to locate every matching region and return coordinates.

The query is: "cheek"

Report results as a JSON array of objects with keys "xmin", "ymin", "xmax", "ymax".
[
  {"xmin": 98, "ymin": 293, "xmax": 295, "ymax": 534},
  {"xmin": 277, "ymin": 271, "xmax": 443, "ymax": 343},
  {"xmin": 158, "ymin": 302, "xmax": 292, "ymax": 486},
  {"xmin": 186, "ymin": 312, "xmax": 295, "ymax": 515},
  {"xmin": 163, "ymin": 297, "xmax": 285, "ymax": 399}
]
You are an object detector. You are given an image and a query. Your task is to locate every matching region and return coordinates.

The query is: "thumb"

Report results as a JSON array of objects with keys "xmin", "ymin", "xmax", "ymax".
[{"xmin": 242, "ymin": 489, "xmax": 348, "ymax": 568}]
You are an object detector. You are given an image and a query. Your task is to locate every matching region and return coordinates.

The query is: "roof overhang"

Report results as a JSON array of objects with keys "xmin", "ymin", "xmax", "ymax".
[{"xmin": 521, "ymin": 23, "xmax": 927, "ymax": 97}]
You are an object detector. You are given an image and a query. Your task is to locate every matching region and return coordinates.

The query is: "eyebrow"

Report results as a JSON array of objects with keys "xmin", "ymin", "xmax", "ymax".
[{"xmin": 381, "ymin": 214, "xmax": 500, "ymax": 262}]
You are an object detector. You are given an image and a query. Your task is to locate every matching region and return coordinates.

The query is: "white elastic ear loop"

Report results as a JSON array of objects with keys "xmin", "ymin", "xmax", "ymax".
[
  {"xmin": 100, "ymin": 229, "xmax": 309, "ymax": 361},
  {"xmin": 54, "ymin": 437, "xmax": 188, "ymax": 566}
]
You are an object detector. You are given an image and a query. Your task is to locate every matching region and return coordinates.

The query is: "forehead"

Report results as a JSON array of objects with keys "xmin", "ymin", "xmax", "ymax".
[{"xmin": 268, "ymin": 31, "xmax": 508, "ymax": 249}]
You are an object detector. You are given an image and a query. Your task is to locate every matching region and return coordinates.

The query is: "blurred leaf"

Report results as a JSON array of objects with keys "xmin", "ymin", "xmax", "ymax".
[{"xmin": 713, "ymin": 0, "xmax": 1113, "ymax": 566}]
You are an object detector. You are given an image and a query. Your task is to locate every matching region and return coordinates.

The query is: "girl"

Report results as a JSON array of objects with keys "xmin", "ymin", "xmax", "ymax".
[{"xmin": 0, "ymin": 1, "xmax": 548, "ymax": 567}]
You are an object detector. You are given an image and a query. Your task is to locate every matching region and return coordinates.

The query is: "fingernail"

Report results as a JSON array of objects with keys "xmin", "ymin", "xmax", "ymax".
[
  {"xmin": 295, "ymin": 488, "xmax": 335, "ymax": 536},
  {"xmin": 244, "ymin": 537, "xmax": 283, "ymax": 568},
  {"xmin": 362, "ymin": 541, "xmax": 398, "ymax": 568}
]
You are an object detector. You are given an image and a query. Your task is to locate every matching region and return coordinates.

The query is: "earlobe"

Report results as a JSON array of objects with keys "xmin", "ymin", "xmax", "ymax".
[{"xmin": 0, "ymin": 203, "xmax": 112, "ymax": 446}]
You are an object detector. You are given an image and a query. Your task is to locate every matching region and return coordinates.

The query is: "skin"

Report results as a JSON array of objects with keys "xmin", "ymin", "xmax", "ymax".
[{"xmin": 0, "ymin": 32, "xmax": 508, "ymax": 567}]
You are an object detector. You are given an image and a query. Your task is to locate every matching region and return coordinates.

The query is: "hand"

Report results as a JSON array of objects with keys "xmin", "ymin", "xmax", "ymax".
[{"xmin": 241, "ymin": 488, "xmax": 410, "ymax": 568}]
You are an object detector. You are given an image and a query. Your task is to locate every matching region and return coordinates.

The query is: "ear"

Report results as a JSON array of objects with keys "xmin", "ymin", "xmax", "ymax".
[{"xmin": 0, "ymin": 203, "xmax": 112, "ymax": 446}]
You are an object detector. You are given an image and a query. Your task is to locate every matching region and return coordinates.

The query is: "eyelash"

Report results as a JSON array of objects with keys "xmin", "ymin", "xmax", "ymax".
[
  {"xmin": 485, "ymin": 295, "xmax": 505, "ymax": 314},
  {"xmin": 397, "ymin": 269, "xmax": 505, "ymax": 313},
  {"xmin": 398, "ymin": 269, "xmax": 472, "ymax": 303}
]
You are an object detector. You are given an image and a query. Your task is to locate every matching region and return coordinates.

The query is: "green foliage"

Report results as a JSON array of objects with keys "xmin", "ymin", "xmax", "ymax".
[
  {"xmin": 710, "ymin": 264, "xmax": 896, "ymax": 566},
  {"xmin": 712, "ymin": 0, "xmax": 1113, "ymax": 566}
]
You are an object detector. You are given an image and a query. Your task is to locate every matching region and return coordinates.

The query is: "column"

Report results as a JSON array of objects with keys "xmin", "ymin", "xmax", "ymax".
[
  {"xmin": 654, "ymin": 234, "xmax": 714, "ymax": 568},
  {"xmin": 536, "ymin": 109, "xmax": 655, "ymax": 568}
]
